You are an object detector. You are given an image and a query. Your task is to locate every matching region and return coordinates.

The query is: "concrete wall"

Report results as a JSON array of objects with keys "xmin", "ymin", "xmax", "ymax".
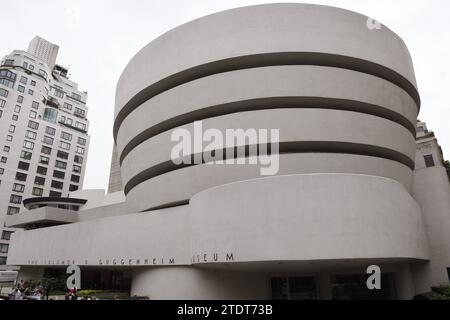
[
  {"xmin": 189, "ymin": 174, "xmax": 429, "ymax": 264},
  {"xmin": 7, "ymin": 206, "xmax": 191, "ymax": 266},
  {"xmin": 131, "ymin": 267, "xmax": 269, "ymax": 300},
  {"xmin": 412, "ymin": 166, "xmax": 450, "ymax": 288}
]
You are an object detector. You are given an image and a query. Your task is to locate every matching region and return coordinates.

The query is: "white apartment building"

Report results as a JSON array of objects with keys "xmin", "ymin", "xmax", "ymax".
[
  {"xmin": 27, "ymin": 36, "xmax": 59, "ymax": 69},
  {"xmin": 0, "ymin": 37, "xmax": 90, "ymax": 268}
]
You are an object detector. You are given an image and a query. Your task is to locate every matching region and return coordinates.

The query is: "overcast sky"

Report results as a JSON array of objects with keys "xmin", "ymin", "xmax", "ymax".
[{"xmin": 1, "ymin": 0, "xmax": 449, "ymax": 190}]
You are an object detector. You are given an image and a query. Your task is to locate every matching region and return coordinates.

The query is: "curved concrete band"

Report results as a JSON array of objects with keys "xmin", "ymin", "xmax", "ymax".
[
  {"xmin": 190, "ymin": 174, "xmax": 429, "ymax": 263},
  {"xmin": 120, "ymin": 108, "xmax": 416, "ymax": 203},
  {"xmin": 116, "ymin": 66, "xmax": 418, "ymax": 163},
  {"xmin": 125, "ymin": 154, "xmax": 413, "ymax": 213}
]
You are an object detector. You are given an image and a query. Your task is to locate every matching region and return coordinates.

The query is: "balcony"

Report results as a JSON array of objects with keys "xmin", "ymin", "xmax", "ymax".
[
  {"xmin": 45, "ymin": 96, "xmax": 60, "ymax": 108},
  {"xmin": 5, "ymin": 197, "xmax": 87, "ymax": 230},
  {"xmin": 73, "ymin": 111, "xmax": 86, "ymax": 119}
]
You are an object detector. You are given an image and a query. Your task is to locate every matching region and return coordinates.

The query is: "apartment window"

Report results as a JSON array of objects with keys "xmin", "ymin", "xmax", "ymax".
[
  {"xmin": 0, "ymin": 257, "xmax": 6, "ymax": 265},
  {"xmin": 17, "ymin": 95, "xmax": 23, "ymax": 103},
  {"xmin": 55, "ymin": 160, "xmax": 67, "ymax": 170},
  {"xmin": 63, "ymin": 102, "xmax": 73, "ymax": 110},
  {"xmin": 36, "ymin": 166, "xmax": 47, "ymax": 176},
  {"xmin": 29, "ymin": 110, "xmax": 37, "ymax": 119},
  {"xmin": 10, "ymin": 194, "xmax": 22, "ymax": 204},
  {"xmin": 74, "ymin": 107, "xmax": 86, "ymax": 117},
  {"xmin": 0, "ymin": 168, "xmax": 3, "ymax": 175},
  {"xmin": 39, "ymin": 69, "xmax": 47, "ymax": 79},
  {"xmin": 12, "ymin": 114, "xmax": 18, "ymax": 121},
  {"xmin": 4, "ymin": 59, "xmax": 14, "ymax": 66},
  {"xmin": 71, "ymin": 175, "xmax": 80, "ymax": 183},
  {"xmin": 25, "ymin": 130, "xmax": 37, "ymax": 140},
  {"xmin": 34, "ymin": 176, "xmax": 45, "ymax": 186},
  {"xmin": 8, "ymin": 125, "xmax": 15, "ymax": 133},
  {"xmin": 75, "ymin": 121, "xmax": 87, "ymax": 131},
  {"xmin": 32, "ymin": 187, "xmax": 43, "ymax": 196},
  {"xmin": 0, "ymin": 69, "xmax": 15, "ymax": 80},
  {"xmin": 0, "ymin": 110, "xmax": 2, "ymax": 118},
  {"xmin": 42, "ymin": 136, "xmax": 54, "ymax": 145},
  {"xmin": 54, "ymin": 89, "xmax": 64, "ymax": 98},
  {"xmin": 31, "ymin": 80, "xmax": 36, "ymax": 86},
  {"xmin": 71, "ymin": 93, "xmax": 82, "ymax": 101},
  {"xmin": 28, "ymin": 89, "xmax": 34, "ymax": 95},
  {"xmin": 20, "ymin": 151, "xmax": 32, "ymax": 160},
  {"xmin": 23, "ymin": 140, "xmax": 35, "ymax": 150},
  {"xmin": 39, "ymin": 155, "xmax": 50, "ymax": 165},
  {"xmin": 46, "ymin": 126, "xmax": 56, "ymax": 136},
  {"xmin": 59, "ymin": 141, "xmax": 70, "ymax": 151},
  {"xmin": 0, "ymin": 244, "xmax": 9, "ymax": 254},
  {"xmin": 51, "ymin": 180, "xmax": 63, "ymax": 190},
  {"xmin": 28, "ymin": 120, "xmax": 39, "ymax": 130},
  {"xmin": 7, "ymin": 135, "xmax": 14, "ymax": 141},
  {"xmin": 1, "ymin": 231, "xmax": 13, "ymax": 241},
  {"xmin": 7, "ymin": 206, "xmax": 20, "ymax": 215},
  {"xmin": 0, "ymin": 88, "xmax": 8, "ymax": 98},
  {"xmin": 19, "ymin": 76, "xmax": 28, "ymax": 84},
  {"xmin": 49, "ymin": 191, "xmax": 62, "ymax": 197},
  {"xmin": 1, "ymin": 157, "xmax": 7, "ymax": 163},
  {"xmin": 66, "ymin": 118, "xmax": 73, "ymax": 126},
  {"xmin": 0, "ymin": 99, "xmax": 5, "ymax": 107},
  {"xmin": 23, "ymin": 61, "xmax": 28, "ymax": 69},
  {"xmin": 41, "ymin": 146, "xmax": 52, "ymax": 155},
  {"xmin": 74, "ymin": 155, "xmax": 83, "ymax": 164},
  {"xmin": 61, "ymin": 131, "xmax": 72, "ymax": 141},
  {"xmin": 53, "ymin": 170, "xmax": 65, "ymax": 179},
  {"xmin": 15, "ymin": 172, "xmax": 27, "ymax": 182},
  {"xmin": 17, "ymin": 85, "xmax": 25, "ymax": 93},
  {"xmin": 12, "ymin": 183, "xmax": 25, "ymax": 193},
  {"xmin": 18, "ymin": 161, "xmax": 30, "ymax": 171},
  {"xmin": 43, "ymin": 108, "xmax": 58, "ymax": 123},
  {"xmin": 73, "ymin": 165, "xmax": 82, "ymax": 173},
  {"xmin": 57, "ymin": 150, "xmax": 69, "ymax": 160},
  {"xmin": 0, "ymin": 78, "xmax": 14, "ymax": 88},
  {"xmin": 424, "ymin": 154, "xmax": 435, "ymax": 168},
  {"xmin": 3, "ymin": 146, "xmax": 10, "ymax": 152},
  {"xmin": 76, "ymin": 146, "xmax": 85, "ymax": 155},
  {"xmin": 78, "ymin": 137, "xmax": 87, "ymax": 146},
  {"xmin": 29, "ymin": 64, "xmax": 34, "ymax": 71},
  {"xmin": 14, "ymin": 105, "xmax": 21, "ymax": 113},
  {"xmin": 69, "ymin": 185, "xmax": 79, "ymax": 192},
  {"xmin": 32, "ymin": 101, "xmax": 39, "ymax": 109}
]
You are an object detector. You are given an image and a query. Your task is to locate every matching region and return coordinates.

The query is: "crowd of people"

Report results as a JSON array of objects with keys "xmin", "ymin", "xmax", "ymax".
[
  {"xmin": 5, "ymin": 279, "xmax": 147, "ymax": 300},
  {"xmin": 9, "ymin": 280, "xmax": 45, "ymax": 300}
]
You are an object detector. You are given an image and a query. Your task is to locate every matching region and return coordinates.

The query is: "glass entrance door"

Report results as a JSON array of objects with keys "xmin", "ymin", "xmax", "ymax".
[{"xmin": 271, "ymin": 277, "xmax": 317, "ymax": 300}]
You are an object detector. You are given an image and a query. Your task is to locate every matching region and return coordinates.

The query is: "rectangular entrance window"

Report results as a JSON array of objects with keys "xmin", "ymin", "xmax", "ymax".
[
  {"xmin": 271, "ymin": 277, "xmax": 316, "ymax": 300},
  {"xmin": 424, "ymin": 154, "xmax": 435, "ymax": 168}
]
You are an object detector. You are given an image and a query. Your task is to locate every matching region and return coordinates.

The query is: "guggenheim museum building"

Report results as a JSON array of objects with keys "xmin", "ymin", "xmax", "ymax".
[{"xmin": 5, "ymin": 3, "xmax": 450, "ymax": 299}]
